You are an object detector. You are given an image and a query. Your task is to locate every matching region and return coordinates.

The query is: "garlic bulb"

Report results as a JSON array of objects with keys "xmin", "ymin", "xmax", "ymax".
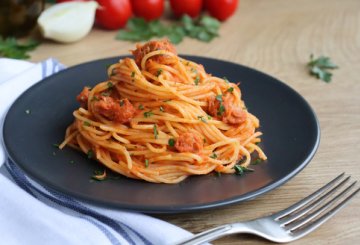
[{"xmin": 38, "ymin": 1, "xmax": 98, "ymax": 43}]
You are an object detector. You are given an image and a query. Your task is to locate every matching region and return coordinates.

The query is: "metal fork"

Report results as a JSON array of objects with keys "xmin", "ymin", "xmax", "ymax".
[{"xmin": 175, "ymin": 173, "xmax": 360, "ymax": 245}]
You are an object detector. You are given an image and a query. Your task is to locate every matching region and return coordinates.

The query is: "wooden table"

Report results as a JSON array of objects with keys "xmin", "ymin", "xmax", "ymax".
[{"xmin": 30, "ymin": 0, "xmax": 360, "ymax": 243}]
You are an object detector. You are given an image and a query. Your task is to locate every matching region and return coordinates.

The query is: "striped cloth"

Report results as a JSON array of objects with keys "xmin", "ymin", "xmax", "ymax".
[{"xmin": 0, "ymin": 58, "xmax": 192, "ymax": 245}]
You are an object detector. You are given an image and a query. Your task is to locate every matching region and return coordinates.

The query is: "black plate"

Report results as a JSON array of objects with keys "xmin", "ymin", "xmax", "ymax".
[{"xmin": 3, "ymin": 56, "xmax": 320, "ymax": 213}]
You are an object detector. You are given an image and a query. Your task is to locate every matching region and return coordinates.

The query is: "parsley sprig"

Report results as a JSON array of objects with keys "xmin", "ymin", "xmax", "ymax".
[
  {"xmin": 0, "ymin": 37, "xmax": 39, "ymax": 59},
  {"xmin": 116, "ymin": 15, "xmax": 220, "ymax": 44},
  {"xmin": 234, "ymin": 165, "xmax": 254, "ymax": 175},
  {"xmin": 307, "ymin": 54, "xmax": 338, "ymax": 83}
]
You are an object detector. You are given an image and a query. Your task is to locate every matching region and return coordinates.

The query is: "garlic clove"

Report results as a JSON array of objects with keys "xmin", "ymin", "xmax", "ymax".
[{"xmin": 38, "ymin": 1, "xmax": 98, "ymax": 43}]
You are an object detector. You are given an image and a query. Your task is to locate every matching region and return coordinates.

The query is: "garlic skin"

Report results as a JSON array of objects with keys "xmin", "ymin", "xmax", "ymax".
[{"xmin": 38, "ymin": 1, "xmax": 98, "ymax": 43}]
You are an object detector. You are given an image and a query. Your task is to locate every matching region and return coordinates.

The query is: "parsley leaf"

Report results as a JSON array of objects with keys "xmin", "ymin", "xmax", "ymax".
[
  {"xmin": 194, "ymin": 75, "xmax": 200, "ymax": 85},
  {"xmin": 234, "ymin": 165, "xmax": 254, "ymax": 175},
  {"xmin": 197, "ymin": 115, "xmax": 207, "ymax": 123},
  {"xmin": 157, "ymin": 69, "xmax": 163, "ymax": 77},
  {"xmin": 251, "ymin": 159, "xmax": 263, "ymax": 165},
  {"xmin": 116, "ymin": 15, "xmax": 220, "ymax": 44},
  {"xmin": 168, "ymin": 138, "xmax": 175, "ymax": 147},
  {"xmin": 87, "ymin": 149, "xmax": 94, "ymax": 159},
  {"xmin": 145, "ymin": 159, "xmax": 149, "ymax": 168},
  {"xmin": 307, "ymin": 54, "xmax": 338, "ymax": 83},
  {"xmin": 107, "ymin": 81, "xmax": 114, "ymax": 89},
  {"xmin": 153, "ymin": 124, "xmax": 158, "ymax": 139},
  {"xmin": 83, "ymin": 121, "xmax": 91, "ymax": 127},
  {"xmin": 0, "ymin": 37, "xmax": 39, "ymax": 59},
  {"xmin": 210, "ymin": 152, "xmax": 217, "ymax": 159},
  {"xmin": 217, "ymin": 104, "xmax": 225, "ymax": 116},
  {"xmin": 215, "ymin": 95, "xmax": 223, "ymax": 102},
  {"xmin": 227, "ymin": 87, "xmax": 234, "ymax": 93},
  {"xmin": 144, "ymin": 111, "xmax": 154, "ymax": 118},
  {"xmin": 138, "ymin": 104, "xmax": 144, "ymax": 110}
]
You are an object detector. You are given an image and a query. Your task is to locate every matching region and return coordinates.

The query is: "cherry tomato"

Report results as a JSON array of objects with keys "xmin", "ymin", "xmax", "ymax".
[
  {"xmin": 96, "ymin": 0, "xmax": 133, "ymax": 30},
  {"xmin": 205, "ymin": 0, "xmax": 238, "ymax": 21},
  {"xmin": 169, "ymin": 0, "xmax": 203, "ymax": 18},
  {"xmin": 131, "ymin": 0, "xmax": 164, "ymax": 21}
]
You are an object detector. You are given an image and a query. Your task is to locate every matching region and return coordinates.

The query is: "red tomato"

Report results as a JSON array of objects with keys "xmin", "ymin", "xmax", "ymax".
[
  {"xmin": 169, "ymin": 0, "xmax": 203, "ymax": 18},
  {"xmin": 96, "ymin": 0, "xmax": 133, "ymax": 30},
  {"xmin": 205, "ymin": 0, "xmax": 238, "ymax": 21},
  {"xmin": 131, "ymin": 0, "xmax": 164, "ymax": 21}
]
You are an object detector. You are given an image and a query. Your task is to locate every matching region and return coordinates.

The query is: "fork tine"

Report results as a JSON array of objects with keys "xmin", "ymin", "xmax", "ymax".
[
  {"xmin": 279, "ymin": 175, "xmax": 351, "ymax": 225},
  {"xmin": 291, "ymin": 187, "xmax": 360, "ymax": 239},
  {"xmin": 274, "ymin": 173, "xmax": 345, "ymax": 220},
  {"xmin": 286, "ymin": 181, "xmax": 357, "ymax": 231}
]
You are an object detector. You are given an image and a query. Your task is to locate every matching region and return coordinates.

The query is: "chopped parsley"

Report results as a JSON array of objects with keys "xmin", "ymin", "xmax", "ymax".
[
  {"xmin": 87, "ymin": 149, "xmax": 94, "ymax": 159},
  {"xmin": 210, "ymin": 152, "xmax": 217, "ymax": 159},
  {"xmin": 107, "ymin": 81, "xmax": 114, "ymax": 89},
  {"xmin": 215, "ymin": 171, "xmax": 221, "ymax": 177},
  {"xmin": 138, "ymin": 104, "xmax": 144, "ymax": 110},
  {"xmin": 159, "ymin": 106, "xmax": 165, "ymax": 112},
  {"xmin": 223, "ymin": 77, "xmax": 229, "ymax": 84},
  {"xmin": 131, "ymin": 71, "xmax": 135, "ymax": 78},
  {"xmin": 207, "ymin": 115, "xmax": 212, "ymax": 120},
  {"xmin": 197, "ymin": 115, "xmax": 207, "ymax": 123},
  {"xmin": 217, "ymin": 104, "xmax": 225, "ymax": 116},
  {"xmin": 156, "ymin": 69, "xmax": 163, "ymax": 77},
  {"xmin": 215, "ymin": 94, "xmax": 223, "ymax": 102},
  {"xmin": 144, "ymin": 111, "xmax": 154, "ymax": 118},
  {"xmin": 227, "ymin": 87, "xmax": 234, "ymax": 93},
  {"xmin": 168, "ymin": 138, "xmax": 175, "ymax": 147},
  {"xmin": 234, "ymin": 165, "xmax": 254, "ymax": 175},
  {"xmin": 194, "ymin": 75, "xmax": 200, "ymax": 85},
  {"xmin": 251, "ymin": 159, "xmax": 263, "ymax": 165},
  {"xmin": 101, "ymin": 91, "xmax": 110, "ymax": 97},
  {"xmin": 83, "ymin": 121, "xmax": 91, "ymax": 127},
  {"xmin": 25, "ymin": 109, "xmax": 31, "ymax": 114},
  {"xmin": 153, "ymin": 124, "xmax": 158, "ymax": 139},
  {"xmin": 53, "ymin": 143, "xmax": 60, "ymax": 148},
  {"xmin": 145, "ymin": 159, "xmax": 149, "ymax": 168},
  {"xmin": 91, "ymin": 96, "xmax": 99, "ymax": 102}
]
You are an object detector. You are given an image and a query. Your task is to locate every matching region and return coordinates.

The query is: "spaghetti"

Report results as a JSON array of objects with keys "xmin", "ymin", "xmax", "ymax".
[{"xmin": 60, "ymin": 40, "xmax": 267, "ymax": 184}]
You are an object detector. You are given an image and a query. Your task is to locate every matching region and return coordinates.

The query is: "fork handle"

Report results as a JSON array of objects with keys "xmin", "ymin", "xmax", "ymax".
[{"xmin": 174, "ymin": 223, "xmax": 251, "ymax": 245}]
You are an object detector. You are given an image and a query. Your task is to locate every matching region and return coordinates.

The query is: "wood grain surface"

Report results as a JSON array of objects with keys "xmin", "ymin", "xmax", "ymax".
[{"xmin": 30, "ymin": 0, "xmax": 360, "ymax": 243}]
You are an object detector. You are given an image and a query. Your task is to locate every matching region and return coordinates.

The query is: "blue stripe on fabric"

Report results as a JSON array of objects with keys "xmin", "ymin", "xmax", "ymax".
[
  {"xmin": 5, "ymin": 160, "xmax": 120, "ymax": 245},
  {"xmin": 41, "ymin": 61, "xmax": 47, "ymax": 79},
  {"xmin": 7, "ymin": 160, "xmax": 153, "ymax": 245},
  {"xmin": 51, "ymin": 58, "xmax": 57, "ymax": 74},
  {"xmin": 4, "ymin": 163, "xmax": 35, "ymax": 197}
]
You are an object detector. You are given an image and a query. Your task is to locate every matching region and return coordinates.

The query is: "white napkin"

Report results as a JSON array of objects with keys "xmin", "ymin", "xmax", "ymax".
[{"xmin": 0, "ymin": 58, "xmax": 193, "ymax": 245}]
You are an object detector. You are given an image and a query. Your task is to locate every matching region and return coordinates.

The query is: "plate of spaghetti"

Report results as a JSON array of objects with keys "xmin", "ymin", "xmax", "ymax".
[{"xmin": 3, "ymin": 40, "xmax": 320, "ymax": 213}]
